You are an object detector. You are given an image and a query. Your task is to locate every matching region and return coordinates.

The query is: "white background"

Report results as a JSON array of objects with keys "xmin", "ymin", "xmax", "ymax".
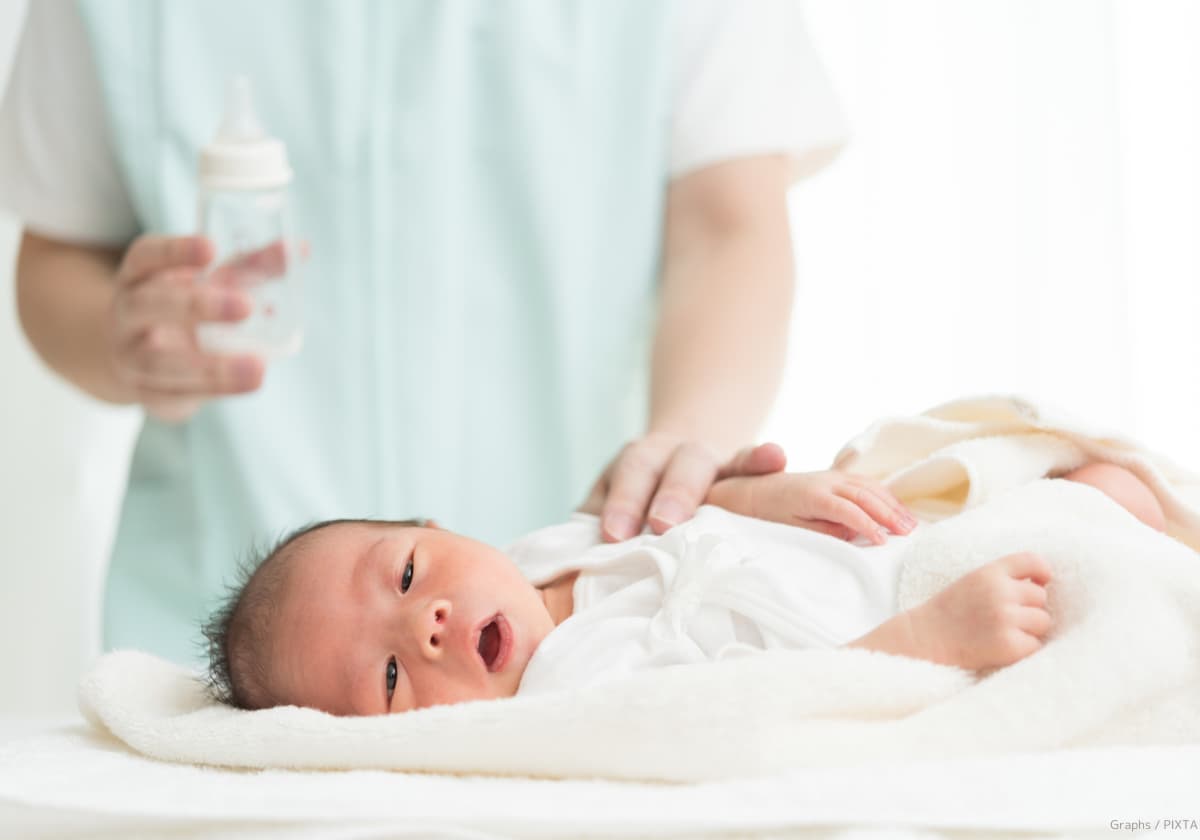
[{"xmin": 2, "ymin": 0, "xmax": 1199, "ymax": 717}]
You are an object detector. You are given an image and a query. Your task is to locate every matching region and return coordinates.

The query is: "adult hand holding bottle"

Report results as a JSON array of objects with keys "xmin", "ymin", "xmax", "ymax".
[
  {"xmin": 19, "ymin": 78, "xmax": 299, "ymax": 423},
  {"xmin": 106, "ymin": 233, "xmax": 264, "ymax": 422},
  {"xmin": 17, "ymin": 231, "xmax": 265, "ymax": 424}
]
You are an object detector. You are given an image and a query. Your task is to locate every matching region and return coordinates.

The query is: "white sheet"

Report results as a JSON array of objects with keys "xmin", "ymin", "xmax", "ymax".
[{"xmin": 1, "ymin": 719, "xmax": 1198, "ymax": 839}]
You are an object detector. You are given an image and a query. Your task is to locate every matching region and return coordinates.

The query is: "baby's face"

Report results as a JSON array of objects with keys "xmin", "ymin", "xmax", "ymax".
[{"xmin": 270, "ymin": 522, "xmax": 554, "ymax": 715}]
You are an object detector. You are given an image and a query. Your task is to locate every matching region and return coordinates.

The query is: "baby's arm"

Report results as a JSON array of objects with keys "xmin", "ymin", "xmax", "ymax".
[
  {"xmin": 706, "ymin": 471, "xmax": 917, "ymax": 545},
  {"xmin": 847, "ymin": 551, "xmax": 1053, "ymax": 670},
  {"xmin": 706, "ymin": 460, "xmax": 1166, "ymax": 547}
]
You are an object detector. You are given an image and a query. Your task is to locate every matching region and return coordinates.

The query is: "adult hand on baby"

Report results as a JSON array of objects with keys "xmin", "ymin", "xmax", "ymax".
[
  {"xmin": 580, "ymin": 436, "xmax": 788, "ymax": 542},
  {"xmin": 910, "ymin": 551, "xmax": 1054, "ymax": 671},
  {"xmin": 707, "ymin": 469, "xmax": 917, "ymax": 545},
  {"xmin": 107, "ymin": 234, "xmax": 271, "ymax": 422}
]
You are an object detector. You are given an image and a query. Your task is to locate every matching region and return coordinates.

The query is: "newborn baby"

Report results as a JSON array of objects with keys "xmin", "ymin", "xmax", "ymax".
[{"xmin": 203, "ymin": 462, "xmax": 1163, "ymax": 715}]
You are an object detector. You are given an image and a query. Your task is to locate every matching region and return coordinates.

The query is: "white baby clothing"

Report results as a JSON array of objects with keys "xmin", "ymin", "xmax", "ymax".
[{"xmin": 510, "ymin": 505, "xmax": 910, "ymax": 695}]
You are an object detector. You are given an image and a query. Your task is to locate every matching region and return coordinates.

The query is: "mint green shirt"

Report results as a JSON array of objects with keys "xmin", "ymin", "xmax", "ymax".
[
  {"xmin": 0, "ymin": 0, "xmax": 844, "ymax": 665},
  {"xmin": 74, "ymin": 0, "xmax": 670, "ymax": 663}
]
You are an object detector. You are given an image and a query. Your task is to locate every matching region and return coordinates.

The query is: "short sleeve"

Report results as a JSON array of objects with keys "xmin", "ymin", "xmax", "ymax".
[
  {"xmin": 0, "ymin": 0, "xmax": 139, "ymax": 244},
  {"xmin": 667, "ymin": 0, "xmax": 849, "ymax": 182}
]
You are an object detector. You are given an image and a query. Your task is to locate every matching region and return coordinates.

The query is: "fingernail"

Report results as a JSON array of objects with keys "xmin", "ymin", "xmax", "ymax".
[
  {"xmin": 193, "ymin": 237, "xmax": 214, "ymax": 264},
  {"xmin": 649, "ymin": 499, "xmax": 686, "ymax": 530},
  {"xmin": 233, "ymin": 358, "xmax": 259, "ymax": 389},
  {"xmin": 221, "ymin": 295, "xmax": 244, "ymax": 320},
  {"xmin": 875, "ymin": 527, "xmax": 888, "ymax": 544},
  {"xmin": 604, "ymin": 513, "xmax": 636, "ymax": 542}
]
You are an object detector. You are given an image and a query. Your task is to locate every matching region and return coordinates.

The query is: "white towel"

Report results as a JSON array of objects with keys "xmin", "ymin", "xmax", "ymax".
[
  {"xmin": 834, "ymin": 393, "xmax": 1200, "ymax": 546},
  {"xmin": 78, "ymin": 396, "xmax": 1200, "ymax": 781}
]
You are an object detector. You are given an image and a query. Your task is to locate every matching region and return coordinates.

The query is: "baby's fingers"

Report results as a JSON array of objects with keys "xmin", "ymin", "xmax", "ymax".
[
  {"xmin": 1005, "ymin": 629, "xmax": 1046, "ymax": 664},
  {"xmin": 862, "ymin": 479, "xmax": 918, "ymax": 530},
  {"xmin": 836, "ymin": 484, "xmax": 914, "ymax": 538},
  {"xmin": 1016, "ymin": 579, "xmax": 1048, "ymax": 607},
  {"xmin": 792, "ymin": 519, "xmax": 856, "ymax": 542},
  {"xmin": 820, "ymin": 496, "xmax": 889, "ymax": 545},
  {"xmin": 1016, "ymin": 606, "xmax": 1053, "ymax": 638},
  {"xmin": 1001, "ymin": 551, "xmax": 1053, "ymax": 586}
]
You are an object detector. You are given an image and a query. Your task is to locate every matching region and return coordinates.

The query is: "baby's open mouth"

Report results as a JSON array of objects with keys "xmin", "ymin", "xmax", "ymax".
[{"xmin": 476, "ymin": 614, "xmax": 510, "ymax": 672}]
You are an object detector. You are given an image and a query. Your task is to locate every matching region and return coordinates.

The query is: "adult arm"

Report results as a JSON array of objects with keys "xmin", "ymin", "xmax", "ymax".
[
  {"xmin": 16, "ymin": 233, "xmax": 128, "ymax": 403},
  {"xmin": 584, "ymin": 154, "xmax": 795, "ymax": 541},
  {"xmin": 652, "ymin": 154, "xmax": 795, "ymax": 460},
  {"xmin": 2, "ymin": 3, "xmax": 261, "ymax": 420},
  {"xmin": 16, "ymin": 232, "xmax": 261, "ymax": 420}
]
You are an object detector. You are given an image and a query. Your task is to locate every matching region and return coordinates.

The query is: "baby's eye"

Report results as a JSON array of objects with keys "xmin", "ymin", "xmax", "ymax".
[
  {"xmin": 386, "ymin": 657, "xmax": 397, "ymax": 700},
  {"xmin": 400, "ymin": 557, "xmax": 414, "ymax": 593}
]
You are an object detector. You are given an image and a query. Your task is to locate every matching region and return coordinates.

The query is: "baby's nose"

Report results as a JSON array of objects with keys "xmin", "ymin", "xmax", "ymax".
[{"xmin": 417, "ymin": 599, "xmax": 452, "ymax": 658}]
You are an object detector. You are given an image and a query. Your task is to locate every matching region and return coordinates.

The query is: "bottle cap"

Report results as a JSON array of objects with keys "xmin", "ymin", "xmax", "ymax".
[{"xmin": 199, "ymin": 77, "xmax": 292, "ymax": 191}]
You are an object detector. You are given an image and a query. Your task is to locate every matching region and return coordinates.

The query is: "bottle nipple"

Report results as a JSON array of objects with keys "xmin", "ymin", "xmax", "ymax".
[
  {"xmin": 217, "ymin": 77, "xmax": 264, "ymax": 143},
  {"xmin": 199, "ymin": 76, "xmax": 292, "ymax": 191}
]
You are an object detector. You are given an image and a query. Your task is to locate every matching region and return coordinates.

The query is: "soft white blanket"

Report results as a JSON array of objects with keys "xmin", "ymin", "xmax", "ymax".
[{"xmin": 79, "ymin": 395, "xmax": 1200, "ymax": 782}]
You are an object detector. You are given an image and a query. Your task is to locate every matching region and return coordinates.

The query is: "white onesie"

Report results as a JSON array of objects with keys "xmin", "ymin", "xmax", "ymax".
[{"xmin": 510, "ymin": 505, "xmax": 910, "ymax": 695}]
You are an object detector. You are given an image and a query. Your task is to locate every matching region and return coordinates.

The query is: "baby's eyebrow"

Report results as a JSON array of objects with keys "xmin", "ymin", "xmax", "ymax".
[{"xmin": 350, "ymin": 536, "xmax": 389, "ymax": 595}]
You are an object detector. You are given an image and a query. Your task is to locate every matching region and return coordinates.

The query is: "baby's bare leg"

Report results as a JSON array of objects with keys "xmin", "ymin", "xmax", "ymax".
[{"xmin": 1061, "ymin": 462, "xmax": 1166, "ymax": 532}]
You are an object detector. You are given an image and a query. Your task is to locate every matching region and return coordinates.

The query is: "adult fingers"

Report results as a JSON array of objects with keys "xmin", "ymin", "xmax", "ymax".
[
  {"xmin": 207, "ymin": 239, "xmax": 300, "ymax": 288},
  {"xmin": 122, "ymin": 341, "xmax": 264, "ymax": 396},
  {"xmin": 142, "ymin": 395, "xmax": 205, "ymax": 424},
  {"xmin": 120, "ymin": 235, "xmax": 213, "ymax": 282},
  {"xmin": 835, "ymin": 483, "xmax": 914, "ymax": 536},
  {"xmin": 646, "ymin": 442, "xmax": 720, "ymax": 534},
  {"xmin": 600, "ymin": 442, "xmax": 671, "ymax": 542},
  {"xmin": 116, "ymin": 270, "xmax": 251, "ymax": 330},
  {"xmin": 716, "ymin": 442, "xmax": 787, "ymax": 481}
]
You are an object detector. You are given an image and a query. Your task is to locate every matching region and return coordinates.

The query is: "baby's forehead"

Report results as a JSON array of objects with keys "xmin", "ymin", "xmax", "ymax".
[
  {"xmin": 283, "ymin": 519, "xmax": 426, "ymax": 572},
  {"xmin": 288, "ymin": 521, "xmax": 379, "ymax": 560},
  {"xmin": 273, "ymin": 526, "xmax": 375, "ymax": 610},
  {"xmin": 298, "ymin": 518, "xmax": 405, "ymax": 545}
]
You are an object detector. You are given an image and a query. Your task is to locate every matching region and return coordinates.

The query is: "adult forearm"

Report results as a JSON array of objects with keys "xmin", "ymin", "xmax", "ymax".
[
  {"xmin": 16, "ymin": 232, "xmax": 133, "ymax": 403},
  {"xmin": 650, "ymin": 218, "xmax": 794, "ymax": 458}
]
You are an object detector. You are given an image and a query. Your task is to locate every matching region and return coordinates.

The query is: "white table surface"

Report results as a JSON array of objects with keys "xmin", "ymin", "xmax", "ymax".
[{"xmin": 0, "ymin": 715, "xmax": 80, "ymax": 744}]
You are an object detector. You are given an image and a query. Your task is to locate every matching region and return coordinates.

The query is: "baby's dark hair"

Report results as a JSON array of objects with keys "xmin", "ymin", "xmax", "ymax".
[{"xmin": 200, "ymin": 517, "xmax": 429, "ymax": 710}]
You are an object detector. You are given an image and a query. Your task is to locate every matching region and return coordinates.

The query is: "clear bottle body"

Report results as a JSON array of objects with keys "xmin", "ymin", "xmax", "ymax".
[{"xmin": 196, "ymin": 186, "xmax": 302, "ymax": 358}]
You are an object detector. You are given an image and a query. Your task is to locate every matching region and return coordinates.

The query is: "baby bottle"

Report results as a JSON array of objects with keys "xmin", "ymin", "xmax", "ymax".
[{"xmin": 196, "ymin": 77, "xmax": 302, "ymax": 358}]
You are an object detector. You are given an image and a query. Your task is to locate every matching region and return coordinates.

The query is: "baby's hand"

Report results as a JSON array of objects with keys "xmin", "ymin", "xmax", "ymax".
[
  {"xmin": 911, "ymin": 551, "xmax": 1054, "ymax": 671},
  {"xmin": 706, "ymin": 470, "xmax": 917, "ymax": 545}
]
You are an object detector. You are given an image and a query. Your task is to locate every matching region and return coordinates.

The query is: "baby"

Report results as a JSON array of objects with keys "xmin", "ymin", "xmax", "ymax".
[{"xmin": 202, "ymin": 461, "xmax": 1164, "ymax": 715}]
